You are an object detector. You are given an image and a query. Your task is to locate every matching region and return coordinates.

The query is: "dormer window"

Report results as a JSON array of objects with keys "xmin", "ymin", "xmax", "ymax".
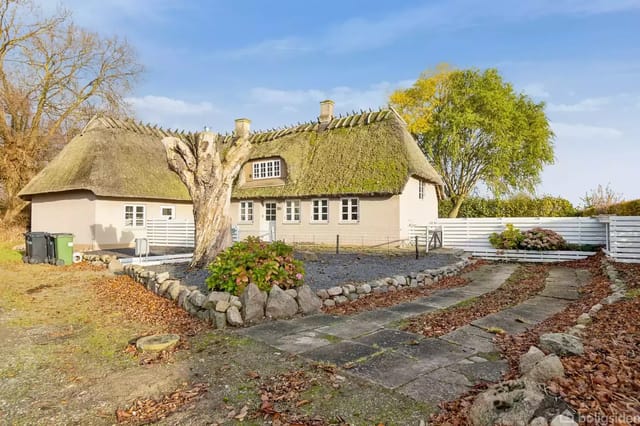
[{"xmin": 252, "ymin": 159, "xmax": 281, "ymax": 180}]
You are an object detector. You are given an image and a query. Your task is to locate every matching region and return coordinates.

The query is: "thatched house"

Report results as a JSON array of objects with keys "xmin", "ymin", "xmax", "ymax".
[{"xmin": 20, "ymin": 100, "xmax": 443, "ymax": 250}]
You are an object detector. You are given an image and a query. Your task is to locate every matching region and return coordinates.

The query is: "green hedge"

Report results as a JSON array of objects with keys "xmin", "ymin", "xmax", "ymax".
[
  {"xmin": 578, "ymin": 199, "xmax": 640, "ymax": 216},
  {"xmin": 439, "ymin": 196, "xmax": 576, "ymax": 218}
]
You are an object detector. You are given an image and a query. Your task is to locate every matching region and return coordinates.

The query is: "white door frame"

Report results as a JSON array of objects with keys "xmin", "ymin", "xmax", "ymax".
[{"xmin": 260, "ymin": 200, "xmax": 277, "ymax": 242}]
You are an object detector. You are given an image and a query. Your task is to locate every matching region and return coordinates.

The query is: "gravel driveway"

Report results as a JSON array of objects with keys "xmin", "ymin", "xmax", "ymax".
[{"xmin": 147, "ymin": 251, "xmax": 459, "ymax": 292}]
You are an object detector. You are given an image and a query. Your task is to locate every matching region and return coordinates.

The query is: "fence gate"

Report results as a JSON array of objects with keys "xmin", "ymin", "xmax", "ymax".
[{"xmin": 146, "ymin": 219, "xmax": 195, "ymax": 247}]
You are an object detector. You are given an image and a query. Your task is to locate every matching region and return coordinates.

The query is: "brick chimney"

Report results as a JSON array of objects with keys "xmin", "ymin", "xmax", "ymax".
[
  {"xmin": 319, "ymin": 100, "xmax": 334, "ymax": 124},
  {"xmin": 234, "ymin": 118, "xmax": 251, "ymax": 138}
]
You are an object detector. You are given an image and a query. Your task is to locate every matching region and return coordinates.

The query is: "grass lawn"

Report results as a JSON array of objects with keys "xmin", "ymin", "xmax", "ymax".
[{"xmin": 0, "ymin": 241, "xmax": 432, "ymax": 425}]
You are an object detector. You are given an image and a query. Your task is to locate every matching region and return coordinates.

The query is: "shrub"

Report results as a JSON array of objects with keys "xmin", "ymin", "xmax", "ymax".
[
  {"xmin": 519, "ymin": 228, "xmax": 567, "ymax": 251},
  {"xmin": 439, "ymin": 195, "xmax": 576, "ymax": 218},
  {"xmin": 578, "ymin": 198, "xmax": 640, "ymax": 217},
  {"xmin": 206, "ymin": 237, "xmax": 304, "ymax": 296},
  {"xmin": 489, "ymin": 224, "xmax": 524, "ymax": 249}
]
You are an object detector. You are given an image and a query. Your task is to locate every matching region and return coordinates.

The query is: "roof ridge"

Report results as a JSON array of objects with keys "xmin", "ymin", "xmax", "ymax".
[{"xmin": 82, "ymin": 114, "xmax": 187, "ymax": 138}]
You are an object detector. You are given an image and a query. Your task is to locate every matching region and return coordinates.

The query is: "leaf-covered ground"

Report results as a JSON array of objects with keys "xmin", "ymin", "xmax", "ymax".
[
  {"xmin": 403, "ymin": 264, "xmax": 548, "ymax": 338},
  {"xmin": 0, "ymin": 253, "xmax": 433, "ymax": 425},
  {"xmin": 323, "ymin": 260, "xmax": 486, "ymax": 315}
]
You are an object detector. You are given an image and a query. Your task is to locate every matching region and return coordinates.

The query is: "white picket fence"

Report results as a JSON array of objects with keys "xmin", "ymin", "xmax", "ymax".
[
  {"xmin": 146, "ymin": 219, "xmax": 195, "ymax": 247},
  {"xmin": 605, "ymin": 216, "xmax": 640, "ymax": 263}
]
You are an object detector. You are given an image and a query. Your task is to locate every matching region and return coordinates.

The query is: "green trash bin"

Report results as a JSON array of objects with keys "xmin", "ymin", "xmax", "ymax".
[{"xmin": 51, "ymin": 233, "xmax": 74, "ymax": 266}]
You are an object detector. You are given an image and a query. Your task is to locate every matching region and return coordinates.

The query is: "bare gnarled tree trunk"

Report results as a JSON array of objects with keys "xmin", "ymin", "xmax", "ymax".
[{"xmin": 163, "ymin": 127, "xmax": 251, "ymax": 268}]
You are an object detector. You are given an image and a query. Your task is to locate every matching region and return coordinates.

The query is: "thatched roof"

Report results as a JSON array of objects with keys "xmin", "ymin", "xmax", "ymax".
[
  {"xmin": 20, "ymin": 108, "xmax": 443, "ymax": 201},
  {"xmin": 19, "ymin": 117, "xmax": 191, "ymax": 201}
]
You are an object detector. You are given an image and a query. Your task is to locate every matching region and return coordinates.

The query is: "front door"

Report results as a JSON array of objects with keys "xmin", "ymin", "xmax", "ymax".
[{"xmin": 261, "ymin": 201, "xmax": 277, "ymax": 242}]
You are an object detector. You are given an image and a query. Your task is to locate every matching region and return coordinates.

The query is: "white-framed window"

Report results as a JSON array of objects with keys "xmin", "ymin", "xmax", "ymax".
[
  {"xmin": 311, "ymin": 199, "xmax": 329, "ymax": 223},
  {"xmin": 284, "ymin": 200, "xmax": 300, "ymax": 223},
  {"xmin": 252, "ymin": 159, "xmax": 281, "ymax": 180},
  {"xmin": 160, "ymin": 206, "xmax": 175, "ymax": 220},
  {"xmin": 340, "ymin": 198, "xmax": 359, "ymax": 223},
  {"xmin": 418, "ymin": 180, "xmax": 425, "ymax": 200},
  {"xmin": 239, "ymin": 201, "xmax": 254, "ymax": 223},
  {"xmin": 124, "ymin": 205, "xmax": 145, "ymax": 227},
  {"xmin": 264, "ymin": 202, "xmax": 277, "ymax": 221}
]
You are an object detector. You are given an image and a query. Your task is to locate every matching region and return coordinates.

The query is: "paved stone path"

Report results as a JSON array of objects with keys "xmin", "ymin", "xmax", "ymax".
[{"xmin": 238, "ymin": 264, "xmax": 590, "ymax": 408}]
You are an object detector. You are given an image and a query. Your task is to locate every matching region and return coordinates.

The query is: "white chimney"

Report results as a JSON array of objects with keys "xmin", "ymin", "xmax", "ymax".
[
  {"xmin": 234, "ymin": 118, "xmax": 251, "ymax": 138},
  {"xmin": 319, "ymin": 100, "xmax": 334, "ymax": 124}
]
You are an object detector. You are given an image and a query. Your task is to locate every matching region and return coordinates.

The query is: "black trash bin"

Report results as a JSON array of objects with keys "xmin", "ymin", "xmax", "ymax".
[
  {"xmin": 45, "ymin": 234, "xmax": 57, "ymax": 264},
  {"xmin": 24, "ymin": 232, "xmax": 49, "ymax": 264}
]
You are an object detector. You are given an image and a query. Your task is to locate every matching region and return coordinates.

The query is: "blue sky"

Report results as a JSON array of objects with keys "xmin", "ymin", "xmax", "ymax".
[{"xmin": 55, "ymin": 0, "xmax": 640, "ymax": 205}]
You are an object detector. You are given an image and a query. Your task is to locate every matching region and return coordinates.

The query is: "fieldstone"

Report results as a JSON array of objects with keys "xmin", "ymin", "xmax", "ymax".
[
  {"xmin": 576, "ymin": 313, "xmax": 591, "ymax": 325},
  {"xmin": 166, "ymin": 281, "xmax": 181, "ymax": 300},
  {"xmin": 214, "ymin": 311, "xmax": 227, "ymax": 329},
  {"xmin": 266, "ymin": 285, "xmax": 298, "ymax": 319},
  {"xmin": 285, "ymin": 289, "xmax": 298, "ymax": 298},
  {"xmin": 107, "ymin": 259, "xmax": 124, "ymax": 273},
  {"xmin": 327, "ymin": 286, "xmax": 343, "ymax": 296},
  {"xmin": 416, "ymin": 273, "xmax": 426, "ymax": 282},
  {"xmin": 394, "ymin": 275, "xmax": 407, "ymax": 285},
  {"xmin": 100, "ymin": 254, "xmax": 113, "ymax": 263},
  {"xmin": 373, "ymin": 286, "xmax": 388, "ymax": 294},
  {"xmin": 423, "ymin": 278, "xmax": 433, "ymax": 286},
  {"xmin": 296, "ymin": 284, "xmax": 322, "ymax": 315},
  {"xmin": 188, "ymin": 290, "xmax": 207, "ymax": 308},
  {"xmin": 323, "ymin": 299, "xmax": 336, "ymax": 307},
  {"xmin": 177, "ymin": 288, "xmax": 190, "ymax": 307},
  {"xmin": 316, "ymin": 289, "xmax": 329, "ymax": 300},
  {"xmin": 386, "ymin": 277, "xmax": 398, "ymax": 286},
  {"xmin": 356, "ymin": 283, "xmax": 371, "ymax": 294},
  {"xmin": 205, "ymin": 291, "xmax": 230, "ymax": 309},
  {"xmin": 136, "ymin": 334, "xmax": 180, "ymax": 352},
  {"xmin": 550, "ymin": 415, "xmax": 578, "ymax": 426},
  {"xmin": 605, "ymin": 292, "xmax": 625, "ymax": 304},
  {"xmin": 347, "ymin": 293, "xmax": 359, "ymax": 301},
  {"xmin": 341, "ymin": 286, "xmax": 350, "ymax": 296},
  {"xmin": 539, "ymin": 333, "xmax": 584, "ymax": 356},
  {"xmin": 334, "ymin": 295, "xmax": 348, "ymax": 305},
  {"xmin": 91, "ymin": 260, "xmax": 103, "ymax": 268},
  {"xmin": 530, "ymin": 417, "xmax": 549, "ymax": 426},
  {"xmin": 240, "ymin": 283, "xmax": 266, "ymax": 323},
  {"xmin": 388, "ymin": 285, "xmax": 397, "ymax": 292},
  {"xmin": 158, "ymin": 279, "xmax": 172, "ymax": 296},
  {"xmin": 525, "ymin": 354, "xmax": 565, "ymax": 383},
  {"xmin": 469, "ymin": 379, "xmax": 545, "ymax": 426},
  {"xmin": 409, "ymin": 279, "xmax": 418, "ymax": 288},
  {"xmin": 155, "ymin": 271, "xmax": 170, "ymax": 284},
  {"xmin": 344, "ymin": 284, "xmax": 356, "ymax": 293},
  {"xmin": 195, "ymin": 309, "xmax": 209, "ymax": 321},
  {"xmin": 589, "ymin": 303, "xmax": 603, "ymax": 315},
  {"xmin": 215, "ymin": 300, "xmax": 230, "ymax": 313},
  {"xmin": 226, "ymin": 306, "xmax": 243, "ymax": 326},
  {"xmin": 519, "ymin": 346, "xmax": 546, "ymax": 374}
]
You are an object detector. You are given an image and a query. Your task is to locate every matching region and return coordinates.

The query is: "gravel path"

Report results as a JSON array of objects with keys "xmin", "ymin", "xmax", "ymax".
[{"xmin": 146, "ymin": 251, "xmax": 459, "ymax": 293}]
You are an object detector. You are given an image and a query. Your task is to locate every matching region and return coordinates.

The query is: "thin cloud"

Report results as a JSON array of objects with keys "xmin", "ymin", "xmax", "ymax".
[
  {"xmin": 521, "ymin": 83, "xmax": 551, "ymax": 99},
  {"xmin": 548, "ymin": 97, "xmax": 612, "ymax": 112},
  {"xmin": 551, "ymin": 122, "xmax": 623, "ymax": 140}
]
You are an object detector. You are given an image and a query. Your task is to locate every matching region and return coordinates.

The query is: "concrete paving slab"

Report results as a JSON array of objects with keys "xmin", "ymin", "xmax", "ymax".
[
  {"xmin": 539, "ymin": 287, "xmax": 580, "ymax": 300},
  {"xmin": 348, "ymin": 309, "xmax": 404, "ymax": 326},
  {"xmin": 355, "ymin": 329, "xmax": 422, "ymax": 349},
  {"xmin": 416, "ymin": 295, "xmax": 466, "ymax": 309},
  {"xmin": 385, "ymin": 302, "xmax": 439, "ymax": 317},
  {"xmin": 449, "ymin": 359, "xmax": 508, "ymax": 383},
  {"xmin": 399, "ymin": 338, "xmax": 475, "ymax": 371},
  {"xmin": 348, "ymin": 351, "xmax": 430, "ymax": 389},
  {"xmin": 302, "ymin": 341, "xmax": 381, "ymax": 365},
  {"xmin": 471, "ymin": 312, "xmax": 531, "ymax": 335},
  {"xmin": 271, "ymin": 330, "xmax": 334, "ymax": 354},
  {"xmin": 238, "ymin": 320, "xmax": 311, "ymax": 345},
  {"xmin": 316, "ymin": 319, "xmax": 383, "ymax": 339},
  {"xmin": 291, "ymin": 314, "xmax": 343, "ymax": 330},
  {"xmin": 397, "ymin": 368, "xmax": 471, "ymax": 405},
  {"xmin": 440, "ymin": 328, "xmax": 496, "ymax": 353}
]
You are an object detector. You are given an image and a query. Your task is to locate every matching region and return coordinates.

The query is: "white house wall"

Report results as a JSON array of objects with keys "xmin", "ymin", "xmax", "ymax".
[
  {"xmin": 230, "ymin": 196, "xmax": 402, "ymax": 246},
  {"xmin": 92, "ymin": 198, "xmax": 193, "ymax": 249},
  {"xmin": 30, "ymin": 190, "xmax": 96, "ymax": 250},
  {"xmin": 398, "ymin": 177, "xmax": 439, "ymax": 240}
]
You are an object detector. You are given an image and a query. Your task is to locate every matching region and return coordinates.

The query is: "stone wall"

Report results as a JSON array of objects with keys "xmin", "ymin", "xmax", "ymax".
[
  {"xmin": 316, "ymin": 256, "xmax": 475, "ymax": 307},
  {"xmin": 120, "ymin": 263, "xmax": 322, "ymax": 329}
]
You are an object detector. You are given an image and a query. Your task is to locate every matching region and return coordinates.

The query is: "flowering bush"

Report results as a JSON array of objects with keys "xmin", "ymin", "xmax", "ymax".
[
  {"xmin": 489, "ymin": 224, "xmax": 524, "ymax": 249},
  {"xmin": 206, "ymin": 237, "xmax": 304, "ymax": 295},
  {"xmin": 519, "ymin": 227, "xmax": 567, "ymax": 251}
]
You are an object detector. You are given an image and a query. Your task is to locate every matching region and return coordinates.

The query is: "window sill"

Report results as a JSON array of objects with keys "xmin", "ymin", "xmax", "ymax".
[
  {"xmin": 238, "ymin": 221, "xmax": 254, "ymax": 225},
  {"xmin": 339, "ymin": 221, "xmax": 359, "ymax": 224},
  {"xmin": 283, "ymin": 221, "xmax": 301, "ymax": 224},
  {"xmin": 310, "ymin": 221, "xmax": 329, "ymax": 224}
]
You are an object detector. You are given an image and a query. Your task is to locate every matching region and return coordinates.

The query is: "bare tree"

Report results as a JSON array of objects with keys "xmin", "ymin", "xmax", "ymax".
[
  {"xmin": 163, "ymin": 123, "xmax": 252, "ymax": 268},
  {"xmin": 581, "ymin": 183, "xmax": 624, "ymax": 214},
  {"xmin": 0, "ymin": 0, "xmax": 142, "ymax": 223}
]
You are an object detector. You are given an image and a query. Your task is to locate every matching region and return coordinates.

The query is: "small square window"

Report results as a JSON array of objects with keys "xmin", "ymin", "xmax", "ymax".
[
  {"xmin": 418, "ymin": 180, "xmax": 425, "ymax": 200},
  {"xmin": 285, "ymin": 200, "xmax": 300, "ymax": 223},
  {"xmin": 341, "ymin": 198, "xmax": 359, "ymax": 222},
  {"xmin": 161, "ymin": 206, "xmax": 175, "ymax": 220},
  {"xmin": 125, "ymin": 205, "xmax": 145, "ymax": 227},
  {"xmin": 240, "ymin": 201, "xmax": 254, "ymax": 222},
  {"xmin": 311, "ymin": 199, "xmax": 328, "ymax": 223}
]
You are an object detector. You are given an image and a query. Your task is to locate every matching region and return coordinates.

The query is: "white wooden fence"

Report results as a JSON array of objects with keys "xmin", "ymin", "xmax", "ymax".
[
  {"xmin": 410, "ymin": 217, "xmax": 605, "ymax": 262},
  {"xmin": 605, "ymin": 216, "xmax": 640, "ymax": 263},
  {"xmin": 146, "ymin": 219, "xmax": 195, "ymax": 247}
]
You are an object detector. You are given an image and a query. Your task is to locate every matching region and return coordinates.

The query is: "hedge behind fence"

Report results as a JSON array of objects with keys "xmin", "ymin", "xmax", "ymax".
[
  {"xmin": 578, "ymin": 199, "xmax": 640, "ymax": 217},
  {"xmin": 439, "ymin": 196, "xmax": 576, "ymax": 218}
]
